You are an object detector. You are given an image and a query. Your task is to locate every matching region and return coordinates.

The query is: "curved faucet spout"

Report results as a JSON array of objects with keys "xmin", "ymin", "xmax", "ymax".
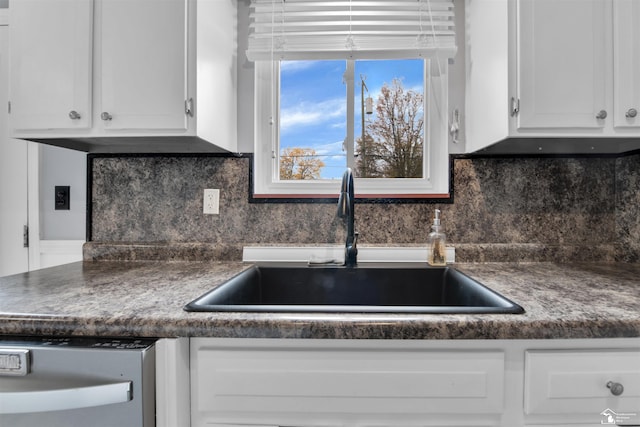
[{"xmin": 337, "ymin": 168, "xmax": 357, "ymax": 267}]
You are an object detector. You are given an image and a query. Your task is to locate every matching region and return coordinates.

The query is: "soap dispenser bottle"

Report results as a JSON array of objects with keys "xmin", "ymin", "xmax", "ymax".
[{"xmin": 427, "ymin": 209, "xmax": 446, "ymax": 266}]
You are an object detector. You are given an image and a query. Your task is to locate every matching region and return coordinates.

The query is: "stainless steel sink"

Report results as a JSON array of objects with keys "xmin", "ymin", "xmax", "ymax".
[{"xmin": 184, "ymin": 264, "xmax": 524, "ymax": 314}]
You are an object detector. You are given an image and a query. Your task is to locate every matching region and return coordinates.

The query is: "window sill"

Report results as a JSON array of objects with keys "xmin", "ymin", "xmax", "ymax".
[{"xmin": 249, "ymin": 192, "xmax": 452, "ymax": 203}]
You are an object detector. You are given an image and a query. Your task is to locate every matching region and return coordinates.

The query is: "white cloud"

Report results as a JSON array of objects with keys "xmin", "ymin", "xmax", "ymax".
[
  {"xmin": 280, "ymin": 60, "xmax": 318, "ymax": 74},
  {"xmin": 280, "ymin": 98, "xmax": 346, "ymax": 132},
  {"xmin": 314, "ymin": 139, "xmax": 345, "ymax": 156}
]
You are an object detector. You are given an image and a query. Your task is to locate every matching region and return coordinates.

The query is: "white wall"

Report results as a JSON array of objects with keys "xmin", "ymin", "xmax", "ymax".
[{"xmin": 39, "ymin": 145, "xmax": 86, "ymax": 240}]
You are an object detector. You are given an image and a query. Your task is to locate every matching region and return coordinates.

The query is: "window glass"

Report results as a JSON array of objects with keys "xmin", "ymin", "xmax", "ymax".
[
  {"xmin": 279, "ymin": 59, "xmax": 425, "ymax": 181},
  {"xmin": 279, "ymin": 60, "xmax": 346, "ymax": 180},
  {"xmin": 354, "ymin": 59, "xmax": 424, "ymax": 179}
]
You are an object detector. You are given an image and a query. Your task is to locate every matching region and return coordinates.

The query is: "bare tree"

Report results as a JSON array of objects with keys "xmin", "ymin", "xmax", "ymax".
[
  {"xmin": 279, "ymin": 147, "xmax": 325, "ymax": 180},
  {"xmin": 356, "ymin": 79, "xmax": 423, "ymax": 178},
  {"xmin": 354, "ymin": 134, "xmax": 384, "ymax": 178}
]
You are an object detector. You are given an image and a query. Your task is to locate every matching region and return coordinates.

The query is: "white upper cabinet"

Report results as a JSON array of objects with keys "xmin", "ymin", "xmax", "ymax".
[
  {"xmin": 613, "ymin": 0, "xmax": 640, "ymax": 129},
  {"xmin": 9, "ymin": 0, "xmax": 237, "ymax": 153},
  {"xmin": 97, "ymin": 0, "xmax": 187, "ymax": 132},
  {"xmin": 10, "ymin": 0, "xmax": 93, "ymax": 131},
  {"xmin": 465, "ymin": 0, "xmax": 640, "ymax": 154},
  {"xmin": 517, "ymin": 0, "xmax": 607, "ymax": 130}
]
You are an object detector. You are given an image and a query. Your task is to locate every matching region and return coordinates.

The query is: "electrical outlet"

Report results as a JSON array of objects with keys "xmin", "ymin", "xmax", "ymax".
[{"xmin": 203, "ymin": 189, "xmax": 220, "ymax": 215}]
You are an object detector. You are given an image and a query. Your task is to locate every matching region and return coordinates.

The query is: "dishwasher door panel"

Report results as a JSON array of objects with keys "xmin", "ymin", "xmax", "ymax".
[{"xmin": 0, "ymin": 338, "xmax": 155, "ymax": 427}]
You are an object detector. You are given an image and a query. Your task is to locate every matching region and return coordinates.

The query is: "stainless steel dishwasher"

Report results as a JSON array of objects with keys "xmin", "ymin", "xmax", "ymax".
[{"xmin": 0, "ymin": 336, "xmax": 155, "ymax": 427}]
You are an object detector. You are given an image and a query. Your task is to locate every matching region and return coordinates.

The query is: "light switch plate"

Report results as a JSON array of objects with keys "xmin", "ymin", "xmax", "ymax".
[{"xmin": 55, "ymin": 186, "xmax": 70, "ymax": 210}]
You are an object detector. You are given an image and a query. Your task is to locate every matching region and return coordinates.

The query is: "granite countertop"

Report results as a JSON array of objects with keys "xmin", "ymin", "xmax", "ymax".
[{"xmin": 0, "ymin": 261, "xmax": 639, "ymax": 340}]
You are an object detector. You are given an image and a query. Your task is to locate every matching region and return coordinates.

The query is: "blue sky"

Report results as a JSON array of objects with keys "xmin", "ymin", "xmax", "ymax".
[{"xmin": 280, "ymin": 59, "xmax": 424, "ymax": 179}]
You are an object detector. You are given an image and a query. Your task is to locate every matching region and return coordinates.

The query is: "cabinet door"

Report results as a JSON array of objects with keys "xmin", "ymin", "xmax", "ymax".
[
  {"xmin": 98, "ymin": 0, "xmax": 187, "ymax": 131},
  {"xmin": 517, "ymin": 0, "xmax": 607, "ymax": 130},
  {"xmin": 9, "ymin": 0, "xmax": 92, "ymax": 131},
  {"xmin": 613, "ymin": 0, "xmax": 640, "ymax": 129},
  {"xmin": 525, "ymin": 350, "xmax": 640, "ymax": 421},
  {"xmin": 191, "ymin": 341, "xmax": 505, "ymax": 427}
]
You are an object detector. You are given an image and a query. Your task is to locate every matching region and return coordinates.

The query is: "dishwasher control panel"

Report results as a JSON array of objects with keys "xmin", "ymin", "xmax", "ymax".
[
  {"xmin": 0, "ymin": 336, "xmax": 155, "ymax": 350},
  {"xmin": 0, "ymin": 348, "xmax": 29, "ymax": 376}
]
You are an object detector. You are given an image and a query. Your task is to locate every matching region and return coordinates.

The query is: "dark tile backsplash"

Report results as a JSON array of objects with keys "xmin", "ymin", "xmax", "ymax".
[
  {"xmin": 616, "ymin": 154, "xmax": 640, "ymax": 262},
  {"xmin": 88, "ymin": 153, "xmax": 639, "ymax": 262}
]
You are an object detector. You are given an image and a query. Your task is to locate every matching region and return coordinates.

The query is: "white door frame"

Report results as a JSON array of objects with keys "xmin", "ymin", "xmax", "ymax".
[
  {"xmin": 0, "ymin": 8, "xmax": 41, "ymax": 272},
  {"xmin": 27, "ymin": 143, "xmax": 40, "ymax": 270}
]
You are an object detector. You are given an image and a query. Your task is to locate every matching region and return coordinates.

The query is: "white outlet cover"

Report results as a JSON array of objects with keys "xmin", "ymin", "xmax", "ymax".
[{"xmin": 203, "ymin": 189, "xmax": 220, "ymax": 214}]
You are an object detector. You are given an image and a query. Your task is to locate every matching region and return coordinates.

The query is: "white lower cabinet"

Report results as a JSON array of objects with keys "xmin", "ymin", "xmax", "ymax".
[
  {"xmin": 524, "ymin": 349, "xmax": 640, "ymax": 426},
  {"xmin": 190, "ymin": 339, "xmax": 505, "ymax": 427},
  {"xmin": 155, "ymin": 338, "xmax": 191, "ymax": 427},
  {"xmin": 164, "ymin": 338, "xmax": 640, "ymax": 427}
]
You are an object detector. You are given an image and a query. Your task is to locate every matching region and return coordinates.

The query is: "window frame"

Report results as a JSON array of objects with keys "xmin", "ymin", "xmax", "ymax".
[{"xmin": 252, "ymin": 57, "xmax": 450, "ymax": 199}]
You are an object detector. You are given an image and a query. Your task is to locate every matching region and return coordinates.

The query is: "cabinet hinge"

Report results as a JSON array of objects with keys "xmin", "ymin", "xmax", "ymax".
[
  {"xmin": 185, "ymin": 98, "xmax": 194, "ymax": 117},
  {"xmin": 23, "ymin": 225, "xmax": 29, "ymax": 248},
  {"xmin": 510, "ymin": 97, "xmax": 520, "ymax": 117}
]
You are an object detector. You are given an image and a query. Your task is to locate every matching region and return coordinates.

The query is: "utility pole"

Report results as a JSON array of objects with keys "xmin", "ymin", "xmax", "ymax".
[{"xmin": 360, "ymin": 74, "xmax": 373, "ymax": 177}]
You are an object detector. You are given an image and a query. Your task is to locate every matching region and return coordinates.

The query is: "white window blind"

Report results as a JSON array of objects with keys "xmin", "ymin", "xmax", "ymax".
[{"xmin": 246, "ymin": 0, "xmax": 457, "ymax": 61}]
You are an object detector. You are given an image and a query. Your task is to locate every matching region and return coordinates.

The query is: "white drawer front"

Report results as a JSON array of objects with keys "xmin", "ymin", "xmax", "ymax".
[
  {"xmin": 525, "ymin": 350, "xmax": 640, "ymax": 417},
  {"xmin": 192, "ymin": 346, "xmax": 505, "ymax": 421}
]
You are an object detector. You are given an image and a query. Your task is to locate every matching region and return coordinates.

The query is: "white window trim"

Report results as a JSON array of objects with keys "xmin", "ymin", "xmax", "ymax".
[{"xmin": 253, "ymin": 58, "xmax": 450, "ymax": 198}]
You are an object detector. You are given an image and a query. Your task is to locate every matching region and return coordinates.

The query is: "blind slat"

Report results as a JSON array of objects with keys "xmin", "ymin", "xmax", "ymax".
[
  {"xmin": 247, "ymin": 0, "xmax": 457, "ymax": 61},
  {"xmin": 250, "ymin": 23, "xmax": 455, "ymax": 30}
]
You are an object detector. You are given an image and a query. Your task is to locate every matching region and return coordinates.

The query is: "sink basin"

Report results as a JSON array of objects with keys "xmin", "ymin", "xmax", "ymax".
[{"xmin": 184, "ymin": 264, "xmax": 524, "ymax": 314}]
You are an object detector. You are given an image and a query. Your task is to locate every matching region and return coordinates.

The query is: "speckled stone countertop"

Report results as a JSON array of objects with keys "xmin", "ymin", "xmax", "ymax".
[{"xmin": 0, "ymin": 261, "xmax": 639, "ymax": 340}]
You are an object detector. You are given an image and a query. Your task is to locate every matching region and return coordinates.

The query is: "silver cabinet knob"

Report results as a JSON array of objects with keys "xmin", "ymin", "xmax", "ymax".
[
  {"xmin": 626, "ymin": 108, "xmax": 638, "ymax": 118},
  {"xmin": 596, "ymin": 110, "xmax": 607, "ymax": 120},
  {"xmin": 101, "ymin": 112, "xmax": 113, "ymax": 121},
  {"xmin": 68, "ymin": 110, "xmax": 81, "ymax": 120},
  {"xmin": 606, "ymin": 381, "xmax": 624, "ymax": 396}
]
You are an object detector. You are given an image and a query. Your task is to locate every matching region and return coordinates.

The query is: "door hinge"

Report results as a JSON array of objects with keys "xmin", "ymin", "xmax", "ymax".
[
  {"xmin": 185, "ymin": 98, "xmax": 194, "ymax": 117},
  {"xmin": 8, "ymin": 101, "xmax": 11, "ymax": 114},
  {"xmin": 23, "ymin": 225, "xmax": 29, "ymax": 248},
  {"xmin": 510, "ymin": 97, "xmax": 520, "ymax": 117}
]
